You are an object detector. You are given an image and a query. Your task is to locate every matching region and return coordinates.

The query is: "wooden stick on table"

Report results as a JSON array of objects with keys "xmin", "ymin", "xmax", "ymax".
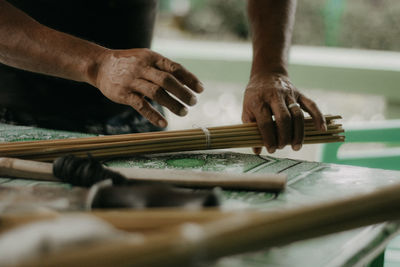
[
  {"xmin": 0, "ymin": 157, "xmax": 287, "ymax": 191},
  {"xmin": 17, "ymin": 181, "xmax": 400, "ymax": 267}
]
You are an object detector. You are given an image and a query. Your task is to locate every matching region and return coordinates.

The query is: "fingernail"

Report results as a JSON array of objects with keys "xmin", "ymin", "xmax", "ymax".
[
  {"xmin": 189, "ymin": 96, "xmax": 197, "ymax": 106},
  {"xmin": 179, "ymin": 107, "xmax": 188, "ymax": 116},
  {"xmin": 197, "ymin": 82, "xmax": 204, "ymax": 93},
  {"xmin": 293, "ymin": 144, "xmax": 302, "ymax": 151},
  {"xmin": 158, "ymin": 120, "xmax": 167, "ymax": 128}
]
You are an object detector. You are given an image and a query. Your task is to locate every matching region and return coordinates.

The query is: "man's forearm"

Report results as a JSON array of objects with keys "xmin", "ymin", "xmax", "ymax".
[
  {"xmin": 243, "ymin": 0, "xmax": 326, "ymax": 154},
  {"xmin": 0, "ymin": 0, "xmax": 106, "ymax": 85},
  {"xmin": 247, "ymin": 0, "xmax": 297, "ymax": 77}
]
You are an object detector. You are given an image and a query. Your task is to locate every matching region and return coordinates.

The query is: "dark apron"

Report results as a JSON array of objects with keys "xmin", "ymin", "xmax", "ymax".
[{"xmin": 0, "ymin": 0, "xmax": 163, "ymax": 134}]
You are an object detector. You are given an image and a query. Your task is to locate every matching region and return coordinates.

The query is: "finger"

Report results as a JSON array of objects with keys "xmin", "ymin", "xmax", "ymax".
[
  {"xmin": 131, "ymin": 79, "xmax": 188, "ymax": 117},
  {"xmin": 155, "ymin": 56, "xmax": 204, "ymax": 93},
  {"xmin": 253, "ymin": 105, "xmax": 278, "ymax": 153},
  {"xmin": 125, "ymin": 92, "xmax": 167, "ymax": 128},
  {"xmin": 286, "ymin": 97, "xmax": 304, "ymax": 151},
  {"xmin": 269, "ymin": 98, "xmax": 292, "ymax": 149},
  {"xmin": 242, "ymin": 112, "xmax": 262, "ymax": 154},
  {"xmin": 142, "ymin": 68, "xmax": 197, "ymax": 106},
  {"xmin": 298, "ymin": 94, "xmax": 327, "ymax": 131}
]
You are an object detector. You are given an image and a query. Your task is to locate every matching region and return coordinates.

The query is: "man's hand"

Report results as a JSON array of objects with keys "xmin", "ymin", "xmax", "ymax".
[
  {"xmin": 242, "ymin": 73, "xmax": 326, "ymax": 154},
  {"xmin": 245, "ymin": 0, "xmax": 326, "ymax": 154},
  {"xmin": 0, "ymin": 0, "xmax": 204, "ymax": 128},
  {"xmin": 94, "ymin": 49, "xmax": 204, "ymax": 128}
]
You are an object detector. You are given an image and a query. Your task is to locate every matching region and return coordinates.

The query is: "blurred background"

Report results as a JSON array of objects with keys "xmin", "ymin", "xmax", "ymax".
[{"xmin": 151, "ymin": 0, "xmax": 400, "ymax": 162}]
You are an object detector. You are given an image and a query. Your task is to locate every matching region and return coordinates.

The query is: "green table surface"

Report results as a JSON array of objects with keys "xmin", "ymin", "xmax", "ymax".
[{"xmin": 0, "ymin": 123, "xmax": 399, "ymax": 267}]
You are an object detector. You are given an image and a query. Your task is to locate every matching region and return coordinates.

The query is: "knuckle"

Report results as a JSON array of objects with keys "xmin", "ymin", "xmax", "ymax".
[
  {"xmin": 160, "ymin": 73, "xmax": 172, "ymax": 85},
  {"xmin": 276, "ymin": 87, "xmax": 287, "ymax": 94},
  {"xmin": 138, "ymin": 48, "xmax": 152, "ymax": 60},
  {"xmin": 169, "ymin": 62, "xmax": 182, "ymax": 73},
  {"xmin": 185, "ymin": 75, "xmax": 196, "ymax": 85},
  {"xmin": 276, "ymin": 112, "xmax": 291, "ymax": 126},
  {"xmin": 129, "ymin": 95, "xmax": 144, "ymax": 110},
  {"xmin": 259, "ymin": 120, "xmax": 274, "ymax": 130},
  {"xmin": 253, "ymin": 92, "xmax": 264, "ymax": 104},
  {"xmin": 265, "ymin": 89, "xmax": 278, "ymax": 100},
  {"xmin": 114, "ymin": 89, "xmax": 130, "ymax": 102},
  {"xmin": 141, "ymin": 109, "xmax": 152, "ymax": 119},
  {"xmin": 151, "ymin": 86, "xmax": 164, "ymax": 99},
  {"xmin": 292, "ymin": 109, "xmax": 304, "ymax": 120},
  {"xmin": 138, "ymin": 106, "xmax": 153, "ymax": 121},
  {"xmin": 159, "ymin": 57, "xmax": 168, "ymax": 66},
  {"xmin": 308, "ymin": 100, "xmax": 318, "ymax": 110},
  {"xmin": 141, "ymin": 48, "xmax": 151, "ymax": 55},
  {"xmin": 114, "ymin": 88, "xmax": 126, "ymax": 98}
]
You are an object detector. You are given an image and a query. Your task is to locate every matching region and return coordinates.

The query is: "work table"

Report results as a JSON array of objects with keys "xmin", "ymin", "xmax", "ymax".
[{"xmin": 0, "ymin": 123, "xmax": 399, "ymax": 267}]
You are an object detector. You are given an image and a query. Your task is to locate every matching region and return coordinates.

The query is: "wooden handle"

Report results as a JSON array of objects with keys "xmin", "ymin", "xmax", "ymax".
[
  {"xmin": 115, "ymin": 167, "xmax": 286, "ymax": 191},
  {"xmin": 0, "ymin": 157, "xmax": 56, "ymax": 181},
  {"xmin": 0, "ymin": 157, "xmax": 286, "ymax": 191}
]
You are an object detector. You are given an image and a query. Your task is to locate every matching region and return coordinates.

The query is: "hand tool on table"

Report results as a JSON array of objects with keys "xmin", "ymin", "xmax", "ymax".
[{"xmin": 0, "ymin": 156, "xmax": 287, "ymax": 192}]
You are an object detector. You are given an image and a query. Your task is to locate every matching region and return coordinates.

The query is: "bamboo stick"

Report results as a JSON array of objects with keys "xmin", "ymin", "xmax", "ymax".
[
  {"xmin": 18, "ymin": 180, "xmax": 400, "ymax": 267},
  {"xmin": 0, "ymin": 157, "xmax": 287, "ymax": 191}
]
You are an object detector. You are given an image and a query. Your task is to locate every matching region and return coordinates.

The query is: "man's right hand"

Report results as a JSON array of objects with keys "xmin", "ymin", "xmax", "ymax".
[{"xmin": 92, "ymin": 49, "xmax": 204, "ymax": 128}]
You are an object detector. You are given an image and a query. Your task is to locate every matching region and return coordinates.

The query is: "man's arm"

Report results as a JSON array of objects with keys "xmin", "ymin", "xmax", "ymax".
[
  {"xmin": 243, "ymin": 0, "xmax": 326, "ymax": 154},
  {"xmin": 0, "ymin": 1, "xmax": 103, "ymax": 84},
  {"xmin": 0, "ymin": 0, "xmax": 203, "ymax": 128}
]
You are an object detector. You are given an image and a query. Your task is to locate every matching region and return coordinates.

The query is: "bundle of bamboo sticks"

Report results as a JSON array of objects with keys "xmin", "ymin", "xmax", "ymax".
[{"xmin": 0, "ymin": 115, "xmax": 344, "ymax": 161}]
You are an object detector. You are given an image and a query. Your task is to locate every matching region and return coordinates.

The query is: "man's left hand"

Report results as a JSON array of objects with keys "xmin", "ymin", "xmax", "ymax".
[{"xmin": 242, "ymin": 73, "xmax": 327, "ymax": 154}]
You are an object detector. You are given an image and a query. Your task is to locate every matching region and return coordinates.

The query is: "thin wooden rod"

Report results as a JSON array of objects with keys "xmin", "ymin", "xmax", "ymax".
[{"xmin": 0, "ymin": 157, "xmax": 287, "ymax": 191}]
